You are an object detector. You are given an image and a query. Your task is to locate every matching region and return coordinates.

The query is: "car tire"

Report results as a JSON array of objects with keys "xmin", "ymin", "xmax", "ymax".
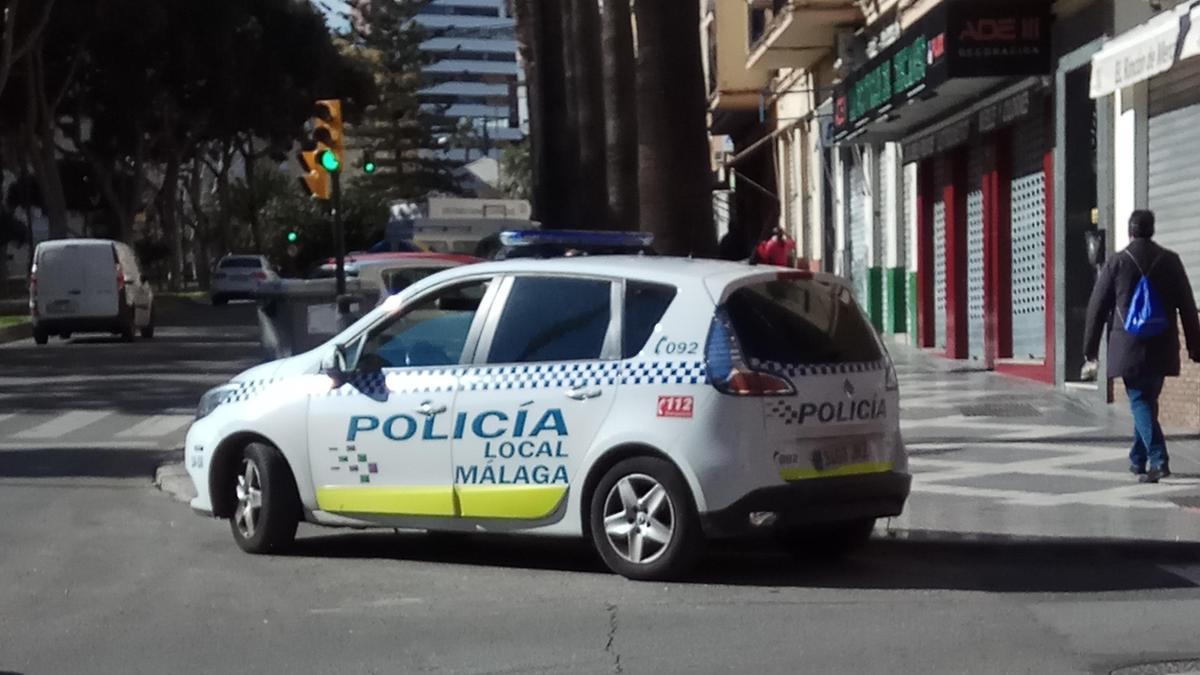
[
  {"xmin": 589, "ymin": 457, "xmax": 701, "ymax": 581},
  {"xmin": 33, "ymin": 327, "xmax": 48, "ymax": 345},
  {"xmin": 776, "ymin": 517, "xmax": 876, "ymax": 559},
  {"xmin": 229, "ymin": 443, "xmax": 301, "ymax": 555}
]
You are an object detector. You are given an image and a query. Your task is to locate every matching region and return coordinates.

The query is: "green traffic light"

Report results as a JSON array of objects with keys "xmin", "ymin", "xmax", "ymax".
[
  {"xmin": 318, "ymin": 149, "xmax": 340, "ymax": 172},
  {"xmin": 287, "ymin": 232, "xmax": 298, "ymax": 243},
  {"xmin": 363, "ymin": 161, "xmax": 376, "ymax": 174}
]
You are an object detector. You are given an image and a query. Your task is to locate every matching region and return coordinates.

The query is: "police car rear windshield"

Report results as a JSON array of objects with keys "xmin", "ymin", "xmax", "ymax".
[{"xmin": 725, "ymin": 279, "xmax": 882, "ymax": 365}]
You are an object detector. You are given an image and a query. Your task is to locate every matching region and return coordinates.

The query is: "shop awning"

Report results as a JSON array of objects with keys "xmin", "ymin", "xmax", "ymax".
[{"xmin": 1089, "ymin": 4, "xmax": 1188, "ymax": 99}]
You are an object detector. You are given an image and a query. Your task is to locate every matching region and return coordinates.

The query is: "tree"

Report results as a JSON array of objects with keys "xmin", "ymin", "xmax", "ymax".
[
  {"xmin": 633, "ymin": 0, "xmax": 714, "ymax": 256},
  {"xmin": 499, "ymin": 140, "xmax": 531, "ymax": 200},
  {"xmin": 568, "ymin": 0, "xmax": 607, "ymax": 229},
  {"xmin": 0, "ymin": 0, "xmax": 55, "ymax": 100},
  {"xmin": 600, "ymin": 0, "xmax": 637, "ymax": 229},
  {"xmin": 517, "ymin": 0, "xmax": 573, "ymax": 226}
]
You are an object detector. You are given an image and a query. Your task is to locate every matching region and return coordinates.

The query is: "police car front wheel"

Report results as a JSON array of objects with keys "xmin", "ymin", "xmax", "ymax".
[
  {"xmin": 589, "ymin": 457, "xmax": 701, "ymax": 581},
  {"xmin": 229, "ymin": 443, "xmax": 300, "ymax": 554}
]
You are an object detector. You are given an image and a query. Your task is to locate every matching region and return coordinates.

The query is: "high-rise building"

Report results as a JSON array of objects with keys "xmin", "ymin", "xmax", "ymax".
[{"xmin": 415, "ymin": 0, "xmax": 525, "ymax": 163}]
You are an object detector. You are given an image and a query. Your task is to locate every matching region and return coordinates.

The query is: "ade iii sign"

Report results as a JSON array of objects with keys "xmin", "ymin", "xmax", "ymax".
[{"xmin": 833, "ymin": 0, "xmax": 1051, "ymax": 140}]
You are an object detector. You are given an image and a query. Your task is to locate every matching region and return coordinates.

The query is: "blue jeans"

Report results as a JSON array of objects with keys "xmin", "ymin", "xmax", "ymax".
[{"xmin": 1123, "ymin": 374, "xmax": 1168, "ymax": 472}]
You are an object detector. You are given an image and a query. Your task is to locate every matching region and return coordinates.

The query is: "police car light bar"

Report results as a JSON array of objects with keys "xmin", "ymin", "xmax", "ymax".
[{"xmin": 498, "ymin": 230, "xmax": 654, "ymax": 249}]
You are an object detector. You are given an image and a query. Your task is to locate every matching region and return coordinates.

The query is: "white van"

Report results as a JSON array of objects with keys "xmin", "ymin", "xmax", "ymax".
[{"xmin": 29, "ymin": 238, "xmax": 155, "ymax": 344}]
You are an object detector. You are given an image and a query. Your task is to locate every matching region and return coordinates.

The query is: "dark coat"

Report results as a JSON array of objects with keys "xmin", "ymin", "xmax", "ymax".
[{"xmin": 1083, "ymin": 238, "xmax": 1200, "ymax": 379}]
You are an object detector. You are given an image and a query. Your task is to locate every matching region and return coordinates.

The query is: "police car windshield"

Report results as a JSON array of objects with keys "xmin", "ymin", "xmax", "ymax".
[{"xmin": 725, "ymin": 279, "xmax": 882, "ymax": 365}]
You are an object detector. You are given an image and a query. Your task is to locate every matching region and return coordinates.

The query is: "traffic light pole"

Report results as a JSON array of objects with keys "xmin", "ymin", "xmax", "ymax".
[{"xmin": 331, "ymin": 169, "xmax": 346, "ymax": 302}]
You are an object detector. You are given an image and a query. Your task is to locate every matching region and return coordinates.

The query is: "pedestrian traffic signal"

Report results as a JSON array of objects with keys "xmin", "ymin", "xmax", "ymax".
[
  {"xmin": 363, "ymin": 154, "xmax": 376, "ymax": 174},
  {"xmin": 287, "ymin": 231, "xmax": 298, "ymax": 243}
]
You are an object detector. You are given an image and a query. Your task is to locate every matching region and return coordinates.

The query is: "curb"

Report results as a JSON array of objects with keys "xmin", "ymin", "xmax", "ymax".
[
  {"xmin": 0, "ymin": 321, "xmax": 31, "ymax": 344},
  {"xmin": 155, "ymin": 461, "xmax": 197, "ymax": 504}
]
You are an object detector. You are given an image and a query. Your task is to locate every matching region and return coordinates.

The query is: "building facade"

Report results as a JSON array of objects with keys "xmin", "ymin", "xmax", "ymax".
[
  {"xmin": 705, "ymin": 0, "xmax": 1200, "ymax": 428},
  {"xmin": 415, "ymin": 0, "xmax": 525, "ymax": 163}
]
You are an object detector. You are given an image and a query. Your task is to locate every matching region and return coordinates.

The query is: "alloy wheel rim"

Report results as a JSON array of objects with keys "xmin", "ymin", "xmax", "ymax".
[
  {"xmin": 234, "ymin": 459, "xmax": 263, "ymax": 539},
  {"xmin": 602, "ymin": 473, "xmax": 675, "ymax": 565}
]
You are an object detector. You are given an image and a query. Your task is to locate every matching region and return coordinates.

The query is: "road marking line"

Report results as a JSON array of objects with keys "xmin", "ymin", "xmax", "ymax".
[
  {"xmin": 1161, "ymin": 565, "xmax": 1200, "ymax": 587},
  {"xmin": 116, "ymin": 414, "xmax": 193, "ymax": 438},
  {"xmin": 0, "ymin": 440, "xmax": 166, "ymax": 450},
  {"xmin": 0, "ymin": 413, "xmax": 17, "ymax": 426},
  {"xmin": 14, "ymin": 410, "xmax": 112, "ymax": 439}
]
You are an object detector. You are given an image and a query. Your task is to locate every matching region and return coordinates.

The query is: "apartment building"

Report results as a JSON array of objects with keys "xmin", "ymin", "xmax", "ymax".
[{"xmin": 415, "ymin": 0, "xmax": 525, "ymax": 163}]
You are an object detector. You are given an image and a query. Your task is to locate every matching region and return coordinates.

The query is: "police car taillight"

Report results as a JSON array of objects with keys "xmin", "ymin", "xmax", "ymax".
[
  {"xmin": 704, "ymin": 308, "xmax": 795, "ymax": 396},
  {"xmin": 29, "ymin": 265, "xmax": 38, "ymax": 316},
  {"xmin": 720, "ymin": 368, "xmax": 795, "ymax": 396}
]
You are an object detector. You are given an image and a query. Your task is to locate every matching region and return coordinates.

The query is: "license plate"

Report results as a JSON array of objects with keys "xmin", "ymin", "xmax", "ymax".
[
  {"xmin": 47, "ymin": 299, "xmax": 76, "ymax": 314},
  {"xmin": 810, "ymin": 442, "xmax": 871, "ymax": 472}
]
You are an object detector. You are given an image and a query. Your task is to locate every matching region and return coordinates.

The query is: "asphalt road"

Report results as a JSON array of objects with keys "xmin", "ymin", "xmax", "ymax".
[{"xmin": 3, "ymin": 299, "xmax": 1200, "ymax": 673}]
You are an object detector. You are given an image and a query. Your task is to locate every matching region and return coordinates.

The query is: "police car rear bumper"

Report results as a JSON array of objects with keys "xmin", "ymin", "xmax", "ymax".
[{"xmin": 699, "ymin": 471, "xmax": 911, "ymax": 539}]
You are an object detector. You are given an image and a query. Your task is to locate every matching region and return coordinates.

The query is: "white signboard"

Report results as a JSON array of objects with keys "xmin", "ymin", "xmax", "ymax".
[{"xmin": 1090, "ymin": 8, "xmax": 1182, "ymax": 99}]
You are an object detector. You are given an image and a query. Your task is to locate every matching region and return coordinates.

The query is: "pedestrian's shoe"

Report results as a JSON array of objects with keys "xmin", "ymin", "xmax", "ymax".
[
  {"xmin": 1139, "ymin": 469, "xmax": 1165, "ymax": 484},
  {"xmin": 1129, "ymin": 465, "xmax": 1147, "ymax": 476}
]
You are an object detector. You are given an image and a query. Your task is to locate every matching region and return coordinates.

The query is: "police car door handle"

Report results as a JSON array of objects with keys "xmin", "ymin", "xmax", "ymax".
[
  {"xmin": 416, "ymin": 401, "xmax": 447, "ymax": 416},
  {"xmin": 565, "ymin": 387, "xmax": 601, "ymax": 401}
]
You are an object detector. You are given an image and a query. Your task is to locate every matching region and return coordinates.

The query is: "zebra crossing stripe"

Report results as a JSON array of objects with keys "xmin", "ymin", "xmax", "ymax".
[
  {"xmin": 14, "ymin": 410, "xmax": 112, "ymax": 439},
  {"xmin": 116, "ymin": 414, "xmax": 193, "ymax": 438},
  {"xmin": 0, "ymin": 413, "xmax": 16, "ymax": 427}
]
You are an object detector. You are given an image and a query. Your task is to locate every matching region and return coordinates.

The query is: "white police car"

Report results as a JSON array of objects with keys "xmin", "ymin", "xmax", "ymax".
[{"xmin": 185, "ymin": 234, "xmax": 909, "ymax": 580}]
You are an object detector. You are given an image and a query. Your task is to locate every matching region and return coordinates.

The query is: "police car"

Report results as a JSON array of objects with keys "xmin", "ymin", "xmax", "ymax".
[{"xmin": 185, "ymin": 232, "xmax": 910, "ymax": 580}]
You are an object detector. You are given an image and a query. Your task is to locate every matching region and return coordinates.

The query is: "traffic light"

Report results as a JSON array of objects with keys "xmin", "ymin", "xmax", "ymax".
[
  {"xmin": 362, "ymin": 153, "xmax": 376, "ymax": 174},
  {"xmin": 297, "ymin": 98, "xmax": 343, "ymax": 199},
  {"xmin": 287, "ymin": 231, "xmax": 298, "ymax": 243},
  {"xmin": 297, "ymin": 141, "xmax": 330, "ymax": 199},
  {"xmin": 313, "ymin": 99, "xmax": 343, "ymax": 174}
]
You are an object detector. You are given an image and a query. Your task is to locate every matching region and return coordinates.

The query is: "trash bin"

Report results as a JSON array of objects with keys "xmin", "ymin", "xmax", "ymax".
[{"xmin": 255, "ymin": 278, "xmax": 380, "ymax": 361}]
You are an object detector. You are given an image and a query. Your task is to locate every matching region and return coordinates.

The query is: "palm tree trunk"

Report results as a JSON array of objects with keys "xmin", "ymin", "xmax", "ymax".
[
  {"xmin": 633, "ymin": 0, "xmax": 715, "ymax": 256},
  {"xmin": 512, "ymin": 0, "xmax": 546, "ymax": 221},
  {"xmin": 532, "ymin": 0, "xmax": 573, "ymax": 227},
  {"xmin": 557, "ymin": 0, "xmax": 582, "ymax": 227},
  {"xmin": 570, "ymin": 0, "xmax": 608, "ymax": 229},
  {"xmin": 601, "ymin": 0, "xmax": 637, "ymax": 229}
]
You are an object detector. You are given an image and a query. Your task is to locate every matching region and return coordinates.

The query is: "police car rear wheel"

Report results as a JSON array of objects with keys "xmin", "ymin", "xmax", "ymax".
[
  {"xmin": 590, "ymin": 457, "xmax": 700, "ymax": 580},
  {"xmin": 230, "ymin": 443, "xmax": 300, "ymax": 554}
]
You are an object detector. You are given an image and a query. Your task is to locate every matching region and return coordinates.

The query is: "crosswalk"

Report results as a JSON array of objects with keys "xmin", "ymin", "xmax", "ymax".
[{"xmin": 0, "ymin": 409, "xmax": 193, "ymax": 449}]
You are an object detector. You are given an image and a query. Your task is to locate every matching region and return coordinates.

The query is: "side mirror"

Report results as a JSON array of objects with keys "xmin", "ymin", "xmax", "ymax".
[{"xmin": 323, "ymin": 345, "xmax": 350, "ymax": 386}]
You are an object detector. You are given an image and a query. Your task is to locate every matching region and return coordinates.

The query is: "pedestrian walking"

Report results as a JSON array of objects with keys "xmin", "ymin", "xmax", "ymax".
[
  {"xmin": 1083, "ymin": 210, "xmax": 1200, "ymax": 483},
  {"xmin": 755, "ymin": 226, "xmax": 795, "ymax": 267}
]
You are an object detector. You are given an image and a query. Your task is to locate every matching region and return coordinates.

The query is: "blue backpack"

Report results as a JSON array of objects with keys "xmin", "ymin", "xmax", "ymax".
[{"xmin": 1123, "ymin": 250, "xmax": 1169, "ymax": 339}]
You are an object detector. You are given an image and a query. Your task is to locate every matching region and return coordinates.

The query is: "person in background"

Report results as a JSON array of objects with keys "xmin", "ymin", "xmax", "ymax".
[
  {"xmin": 756, "ymin": 226, "xmax": 795, "ymax": 267},
  {"xmin": 1083, "ymin": 209, "xmax": 1200, "ymax": 484}
]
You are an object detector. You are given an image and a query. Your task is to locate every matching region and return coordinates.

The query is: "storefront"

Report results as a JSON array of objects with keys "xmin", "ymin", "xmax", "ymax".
[
  {"xmin": 831, "ymin": 0, "xmax": 1053, "ymax": 375},
  {"xmin": 1090, "ymin": 1, "xmax": 1200, "ymax": 425}
]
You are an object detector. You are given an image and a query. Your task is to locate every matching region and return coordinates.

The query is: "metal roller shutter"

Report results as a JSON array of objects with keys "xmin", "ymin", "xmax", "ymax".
[
  {"xmin": 1149, "ymin": 58, "xmax": 1200, "ymax": 305},
  {"xmin": 933, "ymin": 156, "xmax": 948, "ymax": 351},
  {"xmin": 966, "ymin": 143, "xmax": 985, "ymax": 362},
  {"xmin": 848, "ymin": 148, "xmax": 870, "ymax": 305},
  {"xmin": 1010, "ymin": 114, "xmax": 1047, "ymax": 360}
]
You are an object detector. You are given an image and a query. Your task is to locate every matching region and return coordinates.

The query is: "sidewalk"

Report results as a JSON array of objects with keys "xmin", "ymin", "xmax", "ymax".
[{"xmin": 888, "ymin": 345, "xmax": 1200, "ymax": 542}]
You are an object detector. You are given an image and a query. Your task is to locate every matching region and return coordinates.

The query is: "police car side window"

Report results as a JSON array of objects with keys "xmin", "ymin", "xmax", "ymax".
[
  {"xmin": 358, "ymin": 280, "xmax": 489, "ymax": 369},
  {"xmin": 622, "ymin": 282, "xmax": 676, "ymax": 358},
  {"xmin": 487, "ymin": 277, "xmax": 612, "ymax": 363}
]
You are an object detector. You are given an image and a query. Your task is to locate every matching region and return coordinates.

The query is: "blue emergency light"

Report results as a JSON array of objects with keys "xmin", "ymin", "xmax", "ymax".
[{"xmin": 498, "ymin": 230, "xmax": 654, "ymax": 249}]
